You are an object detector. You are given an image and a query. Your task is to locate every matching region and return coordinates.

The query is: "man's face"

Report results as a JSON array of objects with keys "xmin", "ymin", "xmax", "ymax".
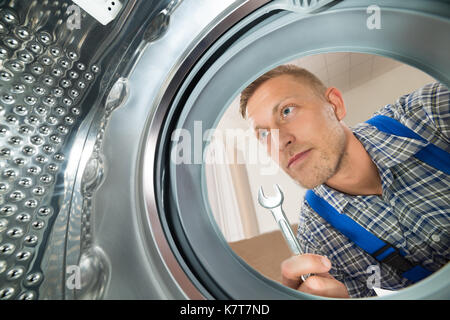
[{"xmin": 246, "ymin": 75, "xmax": 347, "ymax": 189}]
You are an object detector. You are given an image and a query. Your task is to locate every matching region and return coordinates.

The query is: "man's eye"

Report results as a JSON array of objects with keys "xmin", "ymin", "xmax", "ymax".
[
  {"xmin": 281, "ymin": 106, "xmax": 294, "ymax": 118},
  {"xmin": 259, "ymin": 129, "xmax": 269, "ymax": 140}
]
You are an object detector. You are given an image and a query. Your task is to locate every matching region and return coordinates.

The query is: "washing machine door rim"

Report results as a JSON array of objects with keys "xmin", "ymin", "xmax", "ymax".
[{"xmin": 142, "ymin": 0, "xmax": 450, "ymax": 299}]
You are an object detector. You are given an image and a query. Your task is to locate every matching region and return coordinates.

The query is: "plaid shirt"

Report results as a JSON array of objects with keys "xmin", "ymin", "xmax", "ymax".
[{"xmin": 297, "ymin": 82, "xmax": 450, "ymax": 298}]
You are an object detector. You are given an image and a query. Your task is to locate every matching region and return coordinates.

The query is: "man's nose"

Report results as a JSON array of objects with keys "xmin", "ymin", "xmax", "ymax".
[{"xmin": 273, "ymin": 129, "xmax": 295, "ymax": 151}]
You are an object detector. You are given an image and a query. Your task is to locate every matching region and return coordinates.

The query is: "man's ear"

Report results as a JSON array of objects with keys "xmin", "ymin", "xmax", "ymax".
[{"xmin": 325, "ymin": 87, "xmax": 346, "ymax": 121}]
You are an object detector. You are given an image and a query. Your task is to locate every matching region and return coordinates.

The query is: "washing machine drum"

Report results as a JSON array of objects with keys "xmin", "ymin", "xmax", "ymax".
[{"xmin": 0, "ymin": 0, "xmax": 448, "ymax": 300}]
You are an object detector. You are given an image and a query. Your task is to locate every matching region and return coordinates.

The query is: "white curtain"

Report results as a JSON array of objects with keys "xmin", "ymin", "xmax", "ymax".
[
  {"xmin": 205, "ymin": 140, "xmax": 244, "ymax": 242},
  {"xmin": 204, "ymin": 135, "xmax": 260, "ymax": 242}
]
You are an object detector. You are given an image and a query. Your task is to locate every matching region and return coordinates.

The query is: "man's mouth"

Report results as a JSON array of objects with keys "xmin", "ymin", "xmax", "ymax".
[{"xmin": 287, "ymin": 149, "xmax": 311, "ymax": 168}]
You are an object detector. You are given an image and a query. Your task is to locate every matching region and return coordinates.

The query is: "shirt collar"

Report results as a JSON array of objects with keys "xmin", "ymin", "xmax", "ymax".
[
  {"xmin": 313, "ymin": 121, "xmax": 429, "ymax": 213},
  {"xmin": 352, "ymin": 122, "xmax": 429, "ymax": 171}
]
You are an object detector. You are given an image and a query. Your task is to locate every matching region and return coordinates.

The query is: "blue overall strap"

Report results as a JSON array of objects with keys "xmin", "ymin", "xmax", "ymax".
[
  {"xmin": 304, "ymin": 190, "xmax": 432, "ymax": 283},
  {"xmin": 365, "ymin": 115, "xmax": 450, "ymax": 175}
]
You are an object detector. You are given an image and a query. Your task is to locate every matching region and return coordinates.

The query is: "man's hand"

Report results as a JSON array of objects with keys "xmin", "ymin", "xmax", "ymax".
[{"xmin": 281, "ymin": 254, "xmax": 349, "ymax": 298}]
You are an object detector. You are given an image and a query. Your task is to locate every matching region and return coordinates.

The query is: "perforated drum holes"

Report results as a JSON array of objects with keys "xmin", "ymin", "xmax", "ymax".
[{"xmin": 0, "ymin": 3, "xmax": 99, "ymax": 299}]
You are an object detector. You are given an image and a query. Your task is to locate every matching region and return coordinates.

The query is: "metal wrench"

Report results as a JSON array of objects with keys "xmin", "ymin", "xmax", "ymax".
[{"xmin": 258, "ymin": 184, "xmax": 311, "ymax": 282}]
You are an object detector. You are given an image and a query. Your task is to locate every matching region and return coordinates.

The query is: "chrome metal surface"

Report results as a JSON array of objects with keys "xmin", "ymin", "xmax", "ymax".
[
  {"xmin": 258, "ymin": 184, "xmax": 310, "ymax": 281},
  {"xmin": 0, "ymin": 1, "xmax": 100, "ymax": 299},
  {"xmin": 258, "ymin": 184, "xmax": 301, "ymax": 256},
  {"xmin": 0, "ymin": 0, "xmax": 175, "ymax": 299},
  {"xmin": 258, "ymin": 184, "xmax": 285, "ymax": 210},
  {"xmin": 2, "ymin": 0, "xmax": 448, "ymax": 300},
  {"xmin": 140, "ymin": 0, "xmax": 274, "ymax": 299},
  {"xmin": 147, "ymin": 0, "xmax": 449, "ymax": 299}
]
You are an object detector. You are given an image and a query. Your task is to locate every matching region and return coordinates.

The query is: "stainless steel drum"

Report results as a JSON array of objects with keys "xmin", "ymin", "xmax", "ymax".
[
  {"xmin": 0, "ymin": 0, "xmax": 176, "ymax": 299},
  {"xmin": 0, "ymin": 0, "xmax": 449, "ymax": 300}
]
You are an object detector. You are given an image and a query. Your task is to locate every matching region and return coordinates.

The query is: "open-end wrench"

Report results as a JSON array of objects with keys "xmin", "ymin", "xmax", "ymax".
[{"xmin": 258, "ymin": 184, "xmax": 311, "ymax": 282}]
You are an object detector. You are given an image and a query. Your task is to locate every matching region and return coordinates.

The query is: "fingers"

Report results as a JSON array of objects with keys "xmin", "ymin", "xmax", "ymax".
[
  {"xmin": 314, "ymin": 272, "xmax": 334, "ymax": 279},
  {"xmin": 281, "ymin": 254, "xmax": 332, "ymax": 289},
  {"xmin": 281, "ymin": 254, "xmax": 349, "ymax": 298},
  {"xmin": 299, "ymin": 275, "xmax": 349, "ymax": 298}
]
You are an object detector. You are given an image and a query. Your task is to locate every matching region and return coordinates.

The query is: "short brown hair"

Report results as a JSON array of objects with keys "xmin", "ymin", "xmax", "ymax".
[{"xmin": 239, "ymin": 64, "xmax": 327, "ymax": 118}]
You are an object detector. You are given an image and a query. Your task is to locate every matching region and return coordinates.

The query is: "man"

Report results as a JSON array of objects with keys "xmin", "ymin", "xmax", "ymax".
[{"xmin": 240, "ymin": 64, "xmax": 449, "ymax": 298}]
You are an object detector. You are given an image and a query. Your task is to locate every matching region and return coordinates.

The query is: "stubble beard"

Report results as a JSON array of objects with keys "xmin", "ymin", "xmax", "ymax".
[{"xmin": 291, "ymin": 127, "xmax": 347, "ymax": 190}]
